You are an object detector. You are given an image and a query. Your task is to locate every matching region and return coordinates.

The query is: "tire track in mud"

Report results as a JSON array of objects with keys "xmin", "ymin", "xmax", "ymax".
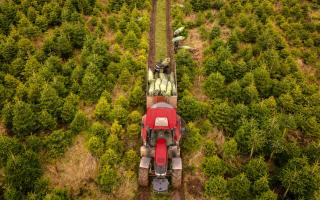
[
  {"xmin": 166, "ymin": 0, "xmax": 175, "ymax": 73},
  {"xmin": 148, "ymin": 0, "xmax": 157, "ymax": 69},
  {"xmin": 138, "ymin": 0, "xmax": 156, "ymax": 197}
]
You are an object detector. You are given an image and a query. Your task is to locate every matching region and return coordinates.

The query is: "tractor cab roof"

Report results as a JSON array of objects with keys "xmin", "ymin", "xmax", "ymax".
[{"xmin": 146, "ymin": 103, "xmax": 177, "ymax": 130}]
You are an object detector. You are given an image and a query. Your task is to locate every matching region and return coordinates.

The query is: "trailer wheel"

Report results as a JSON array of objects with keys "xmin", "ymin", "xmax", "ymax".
[
  {"xmin": 172, "ymin": 169, "xmax": 182, "ymax": 188},
  {"xmin": 138, "ymin": 167, "xmax": 149, "ymax": 187}
]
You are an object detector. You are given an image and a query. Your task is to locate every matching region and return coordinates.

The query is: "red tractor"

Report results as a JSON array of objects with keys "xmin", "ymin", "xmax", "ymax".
[{"xmin": 138, "ymin": 99, "xmax": 185, "ymax": 192}]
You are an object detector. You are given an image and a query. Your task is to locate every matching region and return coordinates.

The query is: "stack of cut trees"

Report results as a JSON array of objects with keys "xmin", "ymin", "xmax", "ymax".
[{"xmin": 148, "ymin": 69, "xmax": 177, "ymax": 96}]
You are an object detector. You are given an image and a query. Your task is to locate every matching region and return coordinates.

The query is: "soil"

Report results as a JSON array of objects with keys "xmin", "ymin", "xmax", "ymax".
[
  {"xmin": 166, "ymin": 0, "xmax": 175, "ymax": 72},
  {"xmin": 79, "ymin": 101, "xmax": 96, "ymax": 120},
  {"xmin": 44, "ymin": 135, "xmax": 104, "ymax": 199},
  {"xmin": 184, "ymin": 28, "xmax": 204, "ymax": 61},
  {"xmin": 148, "ymin": 0, "xmax": 156, "ymax": 69},
  {"xmin": 297, "ymin": 58, "xmax": 317, "ymax": 79},
  {"xmin": 171, "ymin": 189, "xmax": 185, "ymax": 200},
  {"xmin": 138, "ymin": 186, "xmax": 152, "ymax": 200},
  {"xmin": 186, "ymin": 177, "xmax": 204, "ymax": 199},
  {"xmin": 0, "ymin": 122, "xmax": 7, "ymax": 135}
]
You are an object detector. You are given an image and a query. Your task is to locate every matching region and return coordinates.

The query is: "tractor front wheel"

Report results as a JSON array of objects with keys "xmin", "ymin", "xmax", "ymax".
[
  {"xmin": 172, "ymin": 169, "xmax": 182, "ymax": 188},
  {"xmin": 138, "ymin": 167, "xmax": 149, "ymax": 187}
]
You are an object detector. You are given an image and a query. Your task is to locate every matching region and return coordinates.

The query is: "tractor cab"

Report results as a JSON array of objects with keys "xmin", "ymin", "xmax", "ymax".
[
  {"xmin": 148, "ymin": 129, "xmax": 175, "ymax": 147},
  {"xmin": 141, "ymin": 102, "xmax": 182, "ymax": 147}
]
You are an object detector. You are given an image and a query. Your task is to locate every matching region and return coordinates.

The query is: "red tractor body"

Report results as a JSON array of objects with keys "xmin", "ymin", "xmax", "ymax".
[{"xmin": 139, "ymin": 102, "xmax": 184, "ymax": 192}]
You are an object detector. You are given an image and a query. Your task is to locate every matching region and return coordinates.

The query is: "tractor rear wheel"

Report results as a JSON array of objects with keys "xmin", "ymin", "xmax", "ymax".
[
  {"xmin": 138, "ymin": 167, "xmax": 149, "ymax": 187},
  {"xmin": 172, "ymin": 169, "xmax": 182, "ymax": 188}
]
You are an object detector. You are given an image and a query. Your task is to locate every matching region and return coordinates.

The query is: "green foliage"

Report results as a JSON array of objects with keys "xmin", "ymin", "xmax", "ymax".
[
  {"xmin": 202, "ymin": 155, "xmax": 226, "ymax": 177},
  {"xmin": 4, "ymin": 187, "xmax": 23, "ymax": 200},
  {"xmin": 235, "ymin": 119, "xmax": 266, "ymax": 157},
  {"xmin": 40, "ymin": 85, "xmax": 62, "ymax": 116},
  {"xmin": 123, "ymin": 31, "xmax": 139, "ymax": 50},
  {"xmin": 97, "ymin": 165, "xmax": 118, "ymax": 193},
  {"xmin": 110, "ymin": 120, "xmax": 124, "ymax": 137},
  {"xmin": 203, "ymin": 72, "xmax": 225, "ymax": 99},
  {"xmin": 45, "ymin": 130, "xmax": 73, "ymax": 159},
  {"xmin": 205, "ymin": 176, "xmax": 228, "ymax": 199},
  {"xmin": 129, "ymin": 110, "xmax": 142, "ymax": 124},
  {"xmin": 109, "ymin": 105, "xmax": 129, "ymax": 126},
  {"xmin": 203, "ymin": 140, "xmax": 217, "ymax": 157},
  {"xmin": 25, "ymin": 135, "xmax": 44, "ymax": 153},
  {"xmin": 197, "ymin": 119, "xmax": 213, "ymax": 135},
  {"xmin": 280, "ymin": 157, "xmax": 320, "ymax": 198},
  {"xmin": 178, "ymin": 94, "xmax": 209, "ymax": 121},
  {"xmin": 223, "ymin": 138, "xmax": 238, "ymax": 160},
  {"xmin": 43, "ymin": 32, "xmax": 72, "ymax": 58},
  {"xmin": 62, "ymin": 23, "xmax": 87, "ymax": 49},
  {"xmin": 17, "ymin": 15, "xmax": 40, "ymax": 38},
  {"xmin": 245, "ymin": 157, "xmax": 269, "ymax": 181},
  {"xmin": 88, "ymin": 136, "xmax": 104, "ymax": 157},
  {"xmin": 80, "ymin": 64, "xmax": 105, "ymax": 102},
  {"xmin": 210, "ymin": 26, "xmax": 221, "ymax": 40},
  {"xmin": 127, "ymin": 123, "xmax": 140, "ymax": 139},
  {"xmin": 70, "ymin": 111, "xmax": 89, "ymax": 133},
  {"xmin": 123, "ymin": 149, "xmax": 139, "ymax": 170},
  {"xmin": 190, "ymin": 0, "xmax": 211, "ymax": 11},
  {"xmin": 61, "ymin": 93, "xmax": 79, "ymax": 123},
  {"xmin": 12, "ymin": 101, "xmax": 36, "ymax": 137},
  {"xmin": 95, "ymin": 97, "xmax": 111, "ymax": 120},
  {"xmin": 227, "ymin": 173, "xmax": 251, "ymax": 200},
  {"xmin": 0, "ymin": 136, "xmax": 23, "ymax": 167},
  {"xmin": 129, "ymin": 82, "xmax": 144, "ymax": 107},
  {"xmin": 255, "ymin": 190, "xmax": 277, "ymax": 200},
  {"xmin": 38, "ymin": 110, "xmax": 57, "ymax": 131},
  {"xmin": 253, "ymin": 67, "xmax": 273, "ymax": 98},
  {"xmin": 89, "ymin": 122, "xmax": 107, "ymax": 141},
  {"xmin": 253, "ymin": 176, "xmax": 270, "ymax": 194},
  {"xmin": 106, "ymin": 134, "xmax": 124, "ymax": 153},
  {"xmin": 181, "ymin": 122, "xmax": 202, "ymax": 152},
  {"xmin": 5, "ymin": 151, "xmax": 42, "ymax": 194},
  {"xmin": 44, "ymin": 188, "xmax": 70, "ymax": 200},
  {"xmin": 35, "ymin": 15, "xmax": 48, "ymax": 31},
  {"xmin": 208, "ymin": 101, "xmax": 233, "ymax": 133},
  {"xmin": 100, "ymin": 148, "xmax": 120, "ymax": 167},
  {"xmin": 108, "ymin": 0, "xmax": 147, "ymax": 12}
]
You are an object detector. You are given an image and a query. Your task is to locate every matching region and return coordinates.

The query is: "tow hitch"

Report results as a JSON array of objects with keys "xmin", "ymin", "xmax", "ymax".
[{"xmin": 152, "ymin": 178, "xmax": 169, "ymax": 192}]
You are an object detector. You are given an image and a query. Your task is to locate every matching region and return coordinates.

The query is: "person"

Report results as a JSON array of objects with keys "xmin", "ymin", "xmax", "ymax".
[
  {"xmin": 154, "ymin": 58, "xmax": 170, "ymax": 74},
  {"xmin": 174, "ymin": 40, "xmax": 179, "ymax": 53}
]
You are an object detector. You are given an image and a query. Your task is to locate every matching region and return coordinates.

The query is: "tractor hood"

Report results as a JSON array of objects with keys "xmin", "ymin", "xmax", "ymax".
[
  {"xmin": 146, "ymin": 103, "xmax": 177, "ymax": 130},
  {"xmin": 155, "ymin": 138, "xmax": 167, "ymax": 176}
]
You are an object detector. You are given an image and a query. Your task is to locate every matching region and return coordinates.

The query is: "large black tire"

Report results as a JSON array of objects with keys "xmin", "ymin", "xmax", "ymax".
[
  {"xmin": 172, "ymin": 169, "xmax": 182, "ymax": 189},
  {"xmin": 138, "ymin": 168, "xmax": 149, "ymax": 187}
]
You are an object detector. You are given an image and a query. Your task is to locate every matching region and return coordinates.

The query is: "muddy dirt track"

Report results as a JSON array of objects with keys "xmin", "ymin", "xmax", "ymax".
[
  {"xmin": 147, "ymin": 0, "xmax": 175, "ymax": 72},
  {"xmin": 165, "ymin": 0, "xmax": 175, "ymax": 72},
  {"xmin": 148, "ymin": 0, "xmax": 156, "ymax": 69},
  {"xmin": 139, "ymin": 0, "xmax": 184, "ymax": 199}
]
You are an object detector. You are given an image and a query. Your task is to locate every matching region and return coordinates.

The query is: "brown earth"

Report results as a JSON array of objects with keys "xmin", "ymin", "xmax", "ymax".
[
  {"xmin": 171, "ymin": 189, "xmax": 185, "ymax": 200},
  {"xmin": 166, "ymin": 0, "xmax": 176, "ymax": 72},
  {"xmin": 44, "ymin": 135, "xmax": 108, "ymax": 199},
  {"xmin": 0, "ymin": 122, "xmax": 7, "ymax": 135},
  {"xmin": 186, "ymin": 177, "xmax": 204, "ymax": 200},
  {"xmin": 184, "ymin": 28, "xmax": 204, "ymax": 61},
  {"xmin": 148, "ymin": 0, "xmax": 157, "ymax": 69},
  {"xmin": 138, "ymin": 186, "xmax": 152, "ymax": 200}
]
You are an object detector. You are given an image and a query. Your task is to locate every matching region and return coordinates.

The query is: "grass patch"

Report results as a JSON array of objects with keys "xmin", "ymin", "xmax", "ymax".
[{"xmin": 155, "ymin": 0, "xmax": 167, "ymax": 61}]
